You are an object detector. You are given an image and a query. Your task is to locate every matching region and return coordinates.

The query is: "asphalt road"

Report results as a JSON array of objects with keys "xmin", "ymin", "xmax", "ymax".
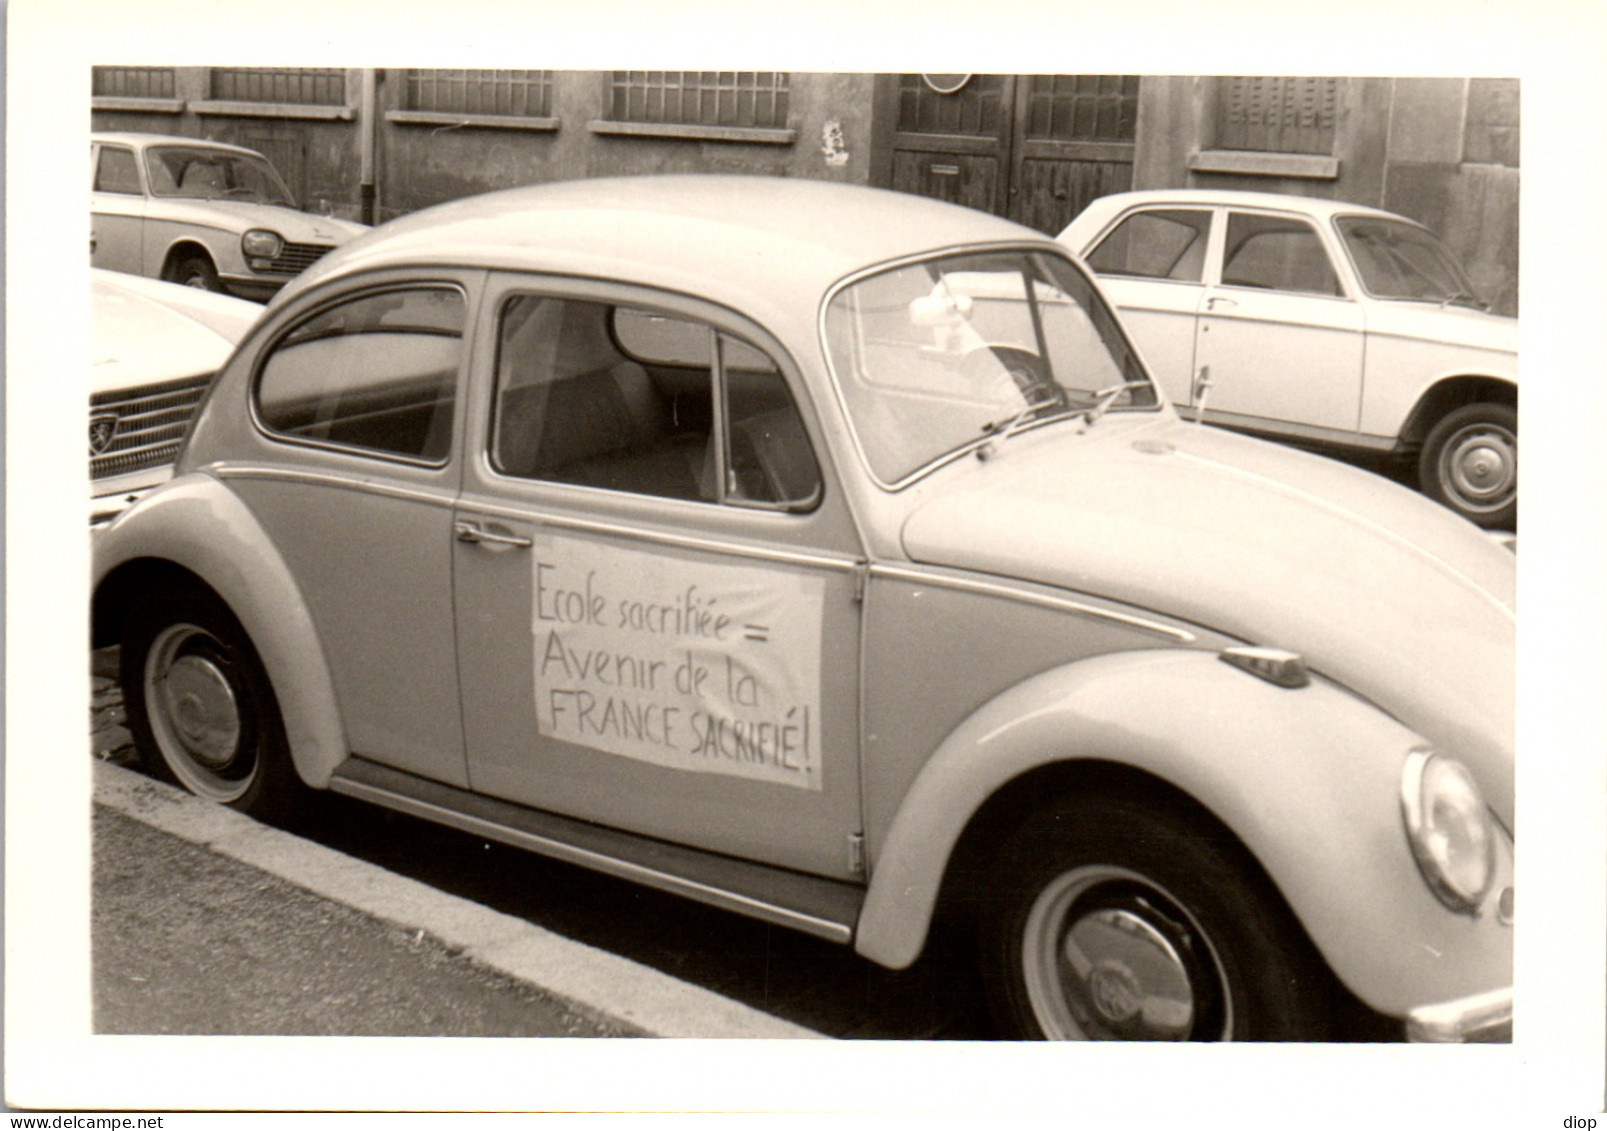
[{"xmin": 94, "ymin": 805, "xmax": 639, "ymax": 1037}]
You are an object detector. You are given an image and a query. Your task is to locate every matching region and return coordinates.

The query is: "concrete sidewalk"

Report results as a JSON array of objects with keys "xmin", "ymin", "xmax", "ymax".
[{"xmin": 93, "ymin": 761, "xmax": 822, "ymax": 1039}]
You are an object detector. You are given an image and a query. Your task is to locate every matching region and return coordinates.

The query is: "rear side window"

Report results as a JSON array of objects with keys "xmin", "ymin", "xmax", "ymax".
[
  {"xmin": 256, "ymin": 287, "xmax": 464, "ymax": 462},
  {"xmin": 1222, "ymin": 213, "xmax": 1342, "ymax": 296},
  {"xmin": 1085, "ymin": 209, "xmax": 1211, "ymax": 282}
]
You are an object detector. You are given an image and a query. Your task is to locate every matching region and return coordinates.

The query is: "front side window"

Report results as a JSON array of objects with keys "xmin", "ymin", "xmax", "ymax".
[
  {"xmin": 825, "ymin": 250, "xmax": 1155, "ymax": 485},
  {"xmin": 145, "ymin": 146, "xmax": 296, "ymax": 207},
  {"xmin": 1085, "ymin": 209, "xmax": 1211, "ymax": 282},
  {"xmin": 1221, "ymin": 213, "xmax": 1342, "ymax": 296},
  {"xmin": 1337, "ymin": 216, "xmax": 1483, "ymax": 307},
  {"xmin": 256, "ymin": 287, "xmax": 464, "ymax": 462},
  {"xmin": 492, "ymin": 295, "xmax": 819, "ymax": 510},
  {"xmin": 94, "ymin": 147, "xmax": 142, "ymax": 195}
]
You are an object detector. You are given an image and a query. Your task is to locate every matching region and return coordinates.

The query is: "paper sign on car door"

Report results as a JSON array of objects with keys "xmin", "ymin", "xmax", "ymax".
[{"xmin": 531, "ymin": 532, "xmax": 826, "ymax": 791}]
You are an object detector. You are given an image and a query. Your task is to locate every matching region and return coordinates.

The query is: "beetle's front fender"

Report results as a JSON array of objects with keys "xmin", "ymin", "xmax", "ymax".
[
  {"xmin": 856, "ymin": 648, "xmax": 1512, "ymax": 1020},
  {"xmin": 93, "ymin": 472, "xmax": 348, "ymax": 788}
]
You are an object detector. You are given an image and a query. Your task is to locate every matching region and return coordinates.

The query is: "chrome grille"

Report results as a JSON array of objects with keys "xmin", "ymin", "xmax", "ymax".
[
  {"xmin": 90, "ymin": 374, "xmax": 212, "ymax": 480},
  {"xmin": 261, "ymin": 241, "xmax": 335, "ymax": 277}
]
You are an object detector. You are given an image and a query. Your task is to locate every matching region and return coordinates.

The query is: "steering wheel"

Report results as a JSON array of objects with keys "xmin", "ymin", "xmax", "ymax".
[{"xmin": 963, "ymin": 345, "xmax": 1059, "ymax": 406}]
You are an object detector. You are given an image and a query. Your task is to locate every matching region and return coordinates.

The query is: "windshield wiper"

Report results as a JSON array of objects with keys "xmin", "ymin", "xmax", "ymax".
[
  {"xmin": 980, "ymin": 390, "xmax": 1072, "ymax": 442},
  {"xmin": 1438, "ymin": 290, "xmax": 1489, "ymax": 311},
  {"xmin": 1079, "ymin": 380, "xmax": 1153, "ymax": 428}
]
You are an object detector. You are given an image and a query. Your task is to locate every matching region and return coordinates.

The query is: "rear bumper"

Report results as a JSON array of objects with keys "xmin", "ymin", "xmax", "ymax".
[{"xmin": 1405, "ymin": 985, "xmax": 1512, "ymax": 1042}]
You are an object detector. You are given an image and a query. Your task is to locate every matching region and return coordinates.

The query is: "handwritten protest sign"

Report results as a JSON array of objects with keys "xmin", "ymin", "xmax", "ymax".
[{"xmin": 531, "ymin": 532, "xmax": 826, "ymax": 791}]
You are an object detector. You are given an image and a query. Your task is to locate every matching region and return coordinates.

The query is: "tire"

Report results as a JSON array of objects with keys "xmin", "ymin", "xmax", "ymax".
[
  {"xmin": 1417, "ymin": 403, "xmax": 1516, "ymax": 530},
  {"xmin": 121, "ymin": 586, "xmax": 305, "ymax": 822},
  {"xmin": 979, "ymin": 791, "xmax": 1333, "ymax": 1041},
  {"xmin": 168, "ymin": 253, "xmax": 223, "ymax": 293}
]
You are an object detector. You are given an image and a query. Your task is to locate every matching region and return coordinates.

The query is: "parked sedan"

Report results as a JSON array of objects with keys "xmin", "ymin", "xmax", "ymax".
[
  {"xmin": 1059, "ymin": 190, "xmax": 1517, "ymax": 529},
  {"xmin": 92, "ymin": 176, "xmax": 1512, "ymax": 1042},
  {"xmin": 91, "ymin": 131, "xmax": 366, "ymax": 301},
  {"xmin": 91, "ymin": 268, "xmax": 259, "ymax": 523}
]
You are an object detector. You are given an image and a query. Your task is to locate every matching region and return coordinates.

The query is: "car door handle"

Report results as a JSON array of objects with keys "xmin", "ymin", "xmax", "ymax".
[
  {"xmin": 1205, "ymin": 296, "xmax": 1237, "ymax": 311},
  {"xmin": 454, "ymin": 520, "xmax": 533, "ymax": 548}
]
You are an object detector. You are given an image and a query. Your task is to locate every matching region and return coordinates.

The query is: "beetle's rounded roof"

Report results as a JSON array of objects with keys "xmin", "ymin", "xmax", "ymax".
[{"xmin": 279, "ymin": 176, "xmax": 1058, "ymax": 310}]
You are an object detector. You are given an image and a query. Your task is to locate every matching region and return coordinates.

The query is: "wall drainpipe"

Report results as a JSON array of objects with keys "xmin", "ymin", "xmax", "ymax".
[{"xmin": 359, "ymin": 68, "xmax": 378, "ymax": 226}]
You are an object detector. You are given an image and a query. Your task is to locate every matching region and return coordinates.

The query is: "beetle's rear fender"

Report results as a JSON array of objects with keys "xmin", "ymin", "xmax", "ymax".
[
  {"xmin": 93, "ymin": 472, "xmax": 348, "ymax": 788},
  {"xmin": 856, "ymin": 649, "xmax": 1512, "ymax": 1020}
]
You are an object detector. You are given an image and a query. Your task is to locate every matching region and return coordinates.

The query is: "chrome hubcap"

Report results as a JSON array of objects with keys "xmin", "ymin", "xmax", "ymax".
[
  {"xmin": 1440, "ymin": 422, "xmax": 1515, "ymax": 512},
  {"xmin": 1023, "ymin": 865, "xmax": 1228, "ymax": 1040},
  {"xmin": 145, "ymin": 623, "xmax": 253, "ymax": 801}
]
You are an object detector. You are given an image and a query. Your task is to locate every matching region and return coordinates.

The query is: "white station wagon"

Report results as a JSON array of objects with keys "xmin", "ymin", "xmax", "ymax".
[
  {"xmin": 92, "ymin": 176, "xmax": 1512, "ymax": 1041},
  {"xmin": 1060, "ymin": 190, "xmax": 1517, "ymax": 529},
  {"xmin": 91, "ymin": 131, "xmax": 367, "ymax": 301}
]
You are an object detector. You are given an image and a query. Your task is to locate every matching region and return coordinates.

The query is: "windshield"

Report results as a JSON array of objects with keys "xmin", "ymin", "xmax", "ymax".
[
  {"xmin": 1337, "ymin": 217, "xmax": 1483, "ymax": 307},
  {"xmin": 824, "ymin": 249, "xmax": 1156, "ymax": 484},
  {"xmin": 145, "ymin": 146, "xmax": 297, "ymax": 207}
]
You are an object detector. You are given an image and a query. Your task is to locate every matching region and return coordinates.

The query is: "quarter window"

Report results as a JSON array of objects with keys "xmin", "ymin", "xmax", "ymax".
[
  {"xmin": 256, "ymin": 287, "xmax": 464, "ymax": 461},
  {"xmin": 94, "ymin": 147, "xmax": 142, "ymax": 195},
  {"xmin": 1221, "ymin": 213, "xmax": 1342, "ymax": 296},
  {"xmin": 492, "ymin": 296, "xmax": 819, "ymax": 509},
  {"xmin": 1086, "ymin": 209, "xmax": 1211, "ymax": 282}
]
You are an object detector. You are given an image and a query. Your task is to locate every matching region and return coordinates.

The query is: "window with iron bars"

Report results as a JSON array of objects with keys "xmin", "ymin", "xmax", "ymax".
[
  {"xmin": 1216, "ymin": 77, "xmax": 1338, "ymax": 155},
  {"xmin": 406, "ymin": 70, "xmax": 553, "ymax": 118},
  {"xmin": 209, "ymin": 68, "xmax": 345, "ymax": 106},
  {"xmin": 92, "ymin": 66, "xmax": 177, "ymax": 100},
  {"xmin": 608, "ymin": 72, "xmax": 790, "ymax": 130}
]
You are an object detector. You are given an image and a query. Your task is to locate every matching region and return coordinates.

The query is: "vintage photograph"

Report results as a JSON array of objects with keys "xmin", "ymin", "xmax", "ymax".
[{"xmin": 8, "ymin": 0, "xmax": 1605, "ymax": 1120}]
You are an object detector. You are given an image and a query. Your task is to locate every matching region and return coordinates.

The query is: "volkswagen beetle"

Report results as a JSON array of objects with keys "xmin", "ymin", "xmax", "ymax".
[
  {"xmin": 91, "ymin": 132, "xmax": 367, "ymax": 301},
  {"xmin": 91, "ymin": 176, "xmax": 1513, "ymax": 1041},
  {"xmin": 1059, "ymin": 190, "xmax": 1518, "ymax": 530}
]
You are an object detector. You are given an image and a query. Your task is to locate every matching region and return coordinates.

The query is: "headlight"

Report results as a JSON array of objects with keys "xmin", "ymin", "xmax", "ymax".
[
  {"xmin": 241, "ymin": 229, "xmax": 284, "ymax": 259},
  {"xmin": 1400, "ymin": 749, "xmax": 1497, "ymax": 914}
]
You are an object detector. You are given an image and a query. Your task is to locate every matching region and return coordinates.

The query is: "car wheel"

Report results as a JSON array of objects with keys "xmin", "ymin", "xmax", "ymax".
[
  {"xmin": 121, "ymin": 587, "xmax": 304, "ymax": 822},
  {"xmin": 1418, "ymin": 403, "xmax": 1516, "ymax": 529},
  {"xmin": 980, "ymin": 791, "xmax": 1332, "ymax": 1041},
  {"xmin": 169, "ymin": 253, "xmax": 223, "ymax": 293}
]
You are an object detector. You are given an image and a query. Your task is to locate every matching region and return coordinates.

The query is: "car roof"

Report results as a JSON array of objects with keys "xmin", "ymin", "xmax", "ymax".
[
  {"xmin": 279, "ymin": 175, "xmax": 1059, "ymax": 317},
  {"xmin": 91, "ymin": 131, "xmax": 263, "ymax": 157},
  {"xmin": 1071, "ymin": 188, "xmax": 1412, "ymax": 228}
]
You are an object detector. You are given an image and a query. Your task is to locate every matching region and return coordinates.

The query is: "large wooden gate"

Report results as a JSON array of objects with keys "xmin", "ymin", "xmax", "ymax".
[{"xmin": 886, "ymin": 74, "xmax": 1139, "ymax": 235}]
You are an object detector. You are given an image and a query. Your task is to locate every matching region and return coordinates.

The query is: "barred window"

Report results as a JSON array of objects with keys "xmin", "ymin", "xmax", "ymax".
[
  {"xmin": 209, "ymin": 68, "xmax": 345, "ymax": 106},
  {"xmin": 406, "ymin": 70, "xmax": 553, "ymax": 118},
  {"xmin": 1023, "ymin": 75, "xmax": 1138, "ymax": 143},
  {"xmin": 1216, "ymin": 77, "xmax": 1338, "ymax": 155},
  {"xmin": 92, "ymin": 66, "xmax": 176, "ymax": 99},
  {"xmin": 609, "ymin": 72, "xmax": 789, "ymax": 129}
]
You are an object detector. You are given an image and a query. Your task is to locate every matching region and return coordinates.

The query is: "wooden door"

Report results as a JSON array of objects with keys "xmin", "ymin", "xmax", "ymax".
[{"xmin": 887, "ymin": 74, "xmax": 1139, "ymax": 236}]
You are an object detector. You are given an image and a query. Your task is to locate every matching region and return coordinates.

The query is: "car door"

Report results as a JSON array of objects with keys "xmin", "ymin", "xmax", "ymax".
[
  {"xmin": 1193, "ymin": 209, "xmax": 1365, "ymax": 437},
  {"xmin": 452, "ymin": 273, "xmax": 866, "ymax": 880},
  {"xmin": 91, "ymin": 142, "xmax": 146, "ymax": 275},
  {"xmin": 1079, "ymin": 206, "xmax": 1213, "ymax": 410},
  {"xmin": 229, "ymin": 271, "xmax": 477, "ymax": 787}
]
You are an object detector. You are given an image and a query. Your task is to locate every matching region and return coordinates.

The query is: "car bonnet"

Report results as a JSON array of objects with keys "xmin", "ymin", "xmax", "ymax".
[{"xmin": 899, "ymin": 416, "xmax": 1515, "ymax": 824}]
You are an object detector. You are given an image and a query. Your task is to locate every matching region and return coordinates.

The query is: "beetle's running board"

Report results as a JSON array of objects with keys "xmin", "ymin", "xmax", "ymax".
[{"xmin": 328, "ymin": 757, "xmax": 863, "ymax": 945}]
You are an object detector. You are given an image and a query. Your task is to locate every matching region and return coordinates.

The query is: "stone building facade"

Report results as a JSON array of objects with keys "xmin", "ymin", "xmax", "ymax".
[{"xmin": 91, "ymin": 69, "xmax": 1518, "ymax": 313}]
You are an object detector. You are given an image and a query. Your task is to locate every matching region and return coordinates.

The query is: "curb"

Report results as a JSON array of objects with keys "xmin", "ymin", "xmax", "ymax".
[{"xmin": 93, "ymin": 761, "xmax": 824, "ymax": 1040}]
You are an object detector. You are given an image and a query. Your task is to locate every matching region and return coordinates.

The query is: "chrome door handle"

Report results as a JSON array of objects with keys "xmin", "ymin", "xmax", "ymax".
[{"xmin": 455, "ymin": 520, "xmax": 533, "ymax": 548}]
